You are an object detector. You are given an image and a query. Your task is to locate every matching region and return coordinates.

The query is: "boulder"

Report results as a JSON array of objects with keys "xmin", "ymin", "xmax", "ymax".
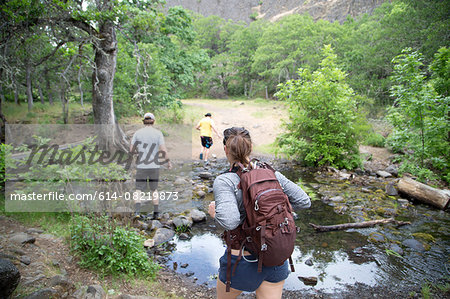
[
  {"xmin": 198, "ymin": 172, "xmax": 213, "ymax": 179},
  {"xmin": 172, "ymin": 216, "xmax": 193, "ymax": 229},
  {"xmin": 150, "ymin": 220, "xmax": 163, "ymax": 230},
  {"xmin": 20, "ymin": 255, "xmax": 31, "ymax": 265},
  {"xmin": 376, "ymin": 171, "xmax": 392, "ymax": 178},
  {"xmin": 178, "ymin": 233, "xmax": 190, "ymax": 240},
  {"xmin": 385, "ymin": 183, "xmax": 398, "ymax": 196},
  {"xmin": 298, "ymin": 276, "xmax": 318, "ymax": 286},
  {"xmin": 119, "ymin": 295, "xmax": 158, "ymax": 299},
  {"xmin": 26, "ymin": 228, "xmax": 44, "ymax": 234},
  {"xmin": 368, "ymin": 232, "xmax": 386, "ymax": 243},
  {"xmin": 385, "ymin": 165, "xmax": 398, "ymax": 177},
  {"xmin": 0, "ymin": 258, "xmax": 20, "ymax": 299},
  {"xmin": 402, "ymin": 239, "xmax": 426, "ymax": 252},
  {"xmin": 50, "ymin": 274, "xmax": 74, "ymax": 289},
  {"xmin": 9, "ymin": 232, "xmax": 36, "ymax": 245},
  {"xmin": 153, "ymin": 228, "xmax": 175, "ymax": 245},
  {"xmin": 174, "ymin": 177, "xmax": 187, "ymax": 186},
  {"xmin": 85, "ymin": 285, "xmax": 106, "ymax": 299},
  {"xmin": 189, "ymin": 209, "xmax": 207, "ymax": 223},
  {"xmin": 304, "ymin": 258, "xmax": 314, "ymax": 266},
  {"xmin": 388, "ymin": 243, "xmax": 404, "ymax": 256},
  {"xmin": 24, "ymin": 288, "xmax": 57, "ymax": 299},
  {"xmin": 195, "ymin": 190, "xmax": 206, "ymax": 198},
  {"xmin": 144, "ymin": 239, "xmax": 155, "ymax": 248}
]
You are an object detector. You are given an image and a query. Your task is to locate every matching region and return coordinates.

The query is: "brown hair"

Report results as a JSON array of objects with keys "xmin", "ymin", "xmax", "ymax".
[
  {"xmin": 143, "ymin": 118, "xmax": 155, "ymax": 125},
  {"xmin": 223, "ymin": 127, "xmax": 252, "ymax": 166}
]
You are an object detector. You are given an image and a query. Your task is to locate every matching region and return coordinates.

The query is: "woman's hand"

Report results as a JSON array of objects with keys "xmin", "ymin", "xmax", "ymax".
[{"xmin": 208, "ymin": 201, "xmax": 216, "ymax": 218}]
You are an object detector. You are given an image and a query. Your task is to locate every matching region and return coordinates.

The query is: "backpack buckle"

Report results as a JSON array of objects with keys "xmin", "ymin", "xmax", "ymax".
[
  {"xmin": 261, "ymin": 243, "xmax": 267, "ymax": 251},
  {"xmin": 246, "ymin": 236, "xmax": 252, "ymax": 242}
]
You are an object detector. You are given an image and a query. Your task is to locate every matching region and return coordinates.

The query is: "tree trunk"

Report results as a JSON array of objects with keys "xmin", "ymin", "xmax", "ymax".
[
  {"xmin": 92, "ymin": 20, "xmax": 128, "ymax": 152},
  {"xmin": 309, "ymin": 218, "xmax": 410, "ymax": 232},
  {"xmin": 0, "ymin": 83, "xmax": 5, "ymax": 104},
  {"xmin": 44, "ymin": 71, "xmax": 53, "ymax": 105},
  {"xmin": 397, "ymin": 177, "xmax": 450, "ymax": 210},
  {"xmin": 38, "ymin": 82, "xmax": 44, "ymax": 104},
  {"xmin": 60, "ymin": 81, "xmax": 68, "ymax": 124},
  {"xmin": 26, "ymin": 62, "xmax": 33, "ymax": 111},
  {"xmin": 265, "ymin": 86, "xmax": 268, "ymax": 99},
  {"xmin": 78, "ymin": 63, "xmax": 84, "ymax": 106},
  {"xmin": 12, "ymin": 73, "xmax": 19, "ymax": 105}
]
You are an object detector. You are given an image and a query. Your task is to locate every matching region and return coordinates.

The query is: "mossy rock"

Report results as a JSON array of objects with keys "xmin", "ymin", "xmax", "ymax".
[
  {"xmin": 412, "ymin": 233, "xmax": 435, "ymax": 243},
  {"xmin": 368, "ymin": 232, "xmax": 386, "ymax": 243}
]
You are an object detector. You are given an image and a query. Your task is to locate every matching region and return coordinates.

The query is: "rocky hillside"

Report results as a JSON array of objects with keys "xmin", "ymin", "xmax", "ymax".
[{"xmin": 165, "ymin": 0, "xmax": 386, "ymax": 23}]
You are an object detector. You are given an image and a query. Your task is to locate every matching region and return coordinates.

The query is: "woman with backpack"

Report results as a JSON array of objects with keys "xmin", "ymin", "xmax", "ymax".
[{"xmin": 208, "ymin": 127, "xmax": 311, "ymax": 299}]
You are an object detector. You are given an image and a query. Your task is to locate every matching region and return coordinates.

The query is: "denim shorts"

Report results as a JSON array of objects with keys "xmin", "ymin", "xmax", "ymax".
[{"xmin": 218, "ymin": 250, "xmax": 289, "ymax": 292}]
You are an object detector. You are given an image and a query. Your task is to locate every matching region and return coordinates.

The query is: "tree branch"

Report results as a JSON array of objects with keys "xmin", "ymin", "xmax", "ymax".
[{"xmin": 309, "ymin": 218, "xmax": 410, "ymax": 232}]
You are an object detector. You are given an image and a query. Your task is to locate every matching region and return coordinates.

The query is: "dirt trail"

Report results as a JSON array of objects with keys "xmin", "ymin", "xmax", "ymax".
[{"xmin": 184, "ymin": 99, "xmax": 287, "ymax": 160}]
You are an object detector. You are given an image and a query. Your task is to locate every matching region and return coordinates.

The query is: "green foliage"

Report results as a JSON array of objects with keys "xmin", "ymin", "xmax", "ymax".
[
  {"xmin": 386, "ymin": 48, "xmax": 449, "ymax": 182},
  {"xmin": 364, "ymin": 132, "xmax": 386, "ymax": 147},
  {"xmin": 430, "ymin": 47, "xmax": 450, "ymax": 97},
  {"xmin": 276, "ymin": 45, "xmax": 361, "ymax": 169},
  {"xmin": 70, "ymin": 215, "xmax": 159, "ymax": 277},
  {"xmin": 174, "ymin": 225, "xmax": 191, "ymax": 234}
]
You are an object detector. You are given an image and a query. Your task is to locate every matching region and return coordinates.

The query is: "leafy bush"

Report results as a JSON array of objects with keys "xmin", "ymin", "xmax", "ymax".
[
  {"xmin": 275, "ymin": 45, "xmax": 361, "ymax": 169},
  {"xmin": 387, "ymin": 48, "xmax": 449, "ymax": 182},
  {"xmin": 70, "ymin": 215, "xmax": 159, "ymax": 277},
  {"xmin": 364, "ymin": 132, "xmax": 386, "ymax": 147}
]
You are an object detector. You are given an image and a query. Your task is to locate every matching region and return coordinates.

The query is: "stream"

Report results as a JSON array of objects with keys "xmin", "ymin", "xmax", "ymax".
[{"xmin": 158, "ymin": 160, "xmax": 449, "ymax": 296}]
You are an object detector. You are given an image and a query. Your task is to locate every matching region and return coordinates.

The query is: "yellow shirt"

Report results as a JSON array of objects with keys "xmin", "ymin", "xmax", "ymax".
[{"xmin": 197, "ymin": 117, "xmax": 214, "ymax": 137}]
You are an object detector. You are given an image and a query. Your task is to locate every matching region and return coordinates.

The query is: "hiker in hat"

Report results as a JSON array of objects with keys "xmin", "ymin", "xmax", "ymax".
[
  {"xmin": 208, "ymin": 127, "xmax": 310, "ymax": 299},
  {"xmin": 130, "ymin": 112, "xmax": 172, "ymax": 219},
  {"xmin": 195, "ymin": 112, "xmax": 220, "ymax": 162}
]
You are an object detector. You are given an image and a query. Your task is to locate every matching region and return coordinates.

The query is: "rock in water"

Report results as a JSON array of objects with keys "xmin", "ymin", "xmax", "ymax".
[
  {"xmin": 385, "ymin": 183, "xmax": 398, "ymax": 196},
  {"xmin": 0, "ymin": 258, "xmax": 20, "ymax": 299},
  {"xmin": 198, "ymin": 172, "xmax": 213, "ymax": 179},
  {"xmin": 298, "ymin": 276, "xmax": 318, "ymax": 286},
  {"xmin": 190, "ymin": 209, "xmax": 206, "ymax": 223},
  {"xmin": 172, "ymin": 216, "xmax": 193, "ymax": 229},
  {"xmin": 153, "ymin": 228, "xmax": 175, "ymax": 245},
  {"xmin": 402, "ymin": 239, "xmax": 426, "ymax": 252}
]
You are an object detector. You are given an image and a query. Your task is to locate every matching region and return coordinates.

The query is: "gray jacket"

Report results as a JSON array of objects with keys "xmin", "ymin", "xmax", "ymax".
[{"xmin": 213, "ymin": 171, "xmax": 311, "ymax": 230}]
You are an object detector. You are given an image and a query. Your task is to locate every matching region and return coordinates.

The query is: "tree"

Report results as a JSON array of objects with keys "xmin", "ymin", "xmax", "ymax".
[
  {"xmin": 276, "ymin": 45, "xmax": 360, "ymax": 169},
  {"xmin": 387, "ymin": 48, "xmax": 449, "ymax": 182}
]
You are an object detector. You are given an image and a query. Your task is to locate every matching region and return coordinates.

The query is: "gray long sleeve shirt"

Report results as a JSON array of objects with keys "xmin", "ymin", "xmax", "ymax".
[{"xmin": 213, "ymin": 171, "xmax": 311, "ymax": 230}]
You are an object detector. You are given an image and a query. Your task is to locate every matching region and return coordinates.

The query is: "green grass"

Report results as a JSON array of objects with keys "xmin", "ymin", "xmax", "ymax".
[
  {"xmin": 254, "ymin": 142, "xmax": 277, "ymax": 155},
  {"xmin": 4, "ymin": 101, "xmax": 92, "ymax": 124}
]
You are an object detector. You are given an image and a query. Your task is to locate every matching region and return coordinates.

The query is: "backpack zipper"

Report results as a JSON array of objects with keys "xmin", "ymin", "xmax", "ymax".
[{"xmin": 254, "ymin": 188, "xmax": 283, "ymax": 211}]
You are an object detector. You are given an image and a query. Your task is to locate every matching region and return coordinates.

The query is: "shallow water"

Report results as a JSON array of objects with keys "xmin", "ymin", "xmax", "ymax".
[{"xmin": 165, "ymin": 164, "xmax": 450, "ymax": 294}]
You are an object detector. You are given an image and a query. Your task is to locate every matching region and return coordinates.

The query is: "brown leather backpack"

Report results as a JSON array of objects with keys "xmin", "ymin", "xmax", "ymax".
[{"xmin": 222, "ymin": 160, "xmax": 296, "ymax": 292}]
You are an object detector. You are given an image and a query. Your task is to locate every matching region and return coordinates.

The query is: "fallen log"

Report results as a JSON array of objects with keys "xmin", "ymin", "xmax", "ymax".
[
  {"xmin": 309, "ymin": 218, "xmax": 410, "ymax": 232},
  {"xmin": 397, "ymin": 177, "xmax": 450, "ymax": 210}
]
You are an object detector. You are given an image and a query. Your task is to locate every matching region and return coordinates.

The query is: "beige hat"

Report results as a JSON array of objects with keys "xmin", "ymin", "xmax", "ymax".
[{"xmin": 143, "ymin": 112, "xmax": 155, "ymax": 120}]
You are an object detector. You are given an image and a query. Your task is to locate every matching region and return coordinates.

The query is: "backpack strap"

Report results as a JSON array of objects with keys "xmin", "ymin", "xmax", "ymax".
[
  {"xmin": 257, "ymin": 220, "xmax": 267, "ymax": 272},
  {"xmin": 225, "ymin": 231, "xmax": 232, "ymax": 292},
  {"xmin": 288, "ymin": 256, "xmax": 295, "ymax": 272}
]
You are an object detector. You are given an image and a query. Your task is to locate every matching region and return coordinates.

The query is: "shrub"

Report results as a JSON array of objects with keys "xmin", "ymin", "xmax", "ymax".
[
  {"xmin": 364, "ymin": 132, "xmax": 385, "ymax": 147},
  {"xmin": 387, "ymin": 48, "xmax": 449, "ymax": 182},
  {"xmin": 275, "ymin": 45, "xmax": 361, "ymax": 169},
  {"xmin": 70, "ymin": 215, "xmax": 159, "ymax": 277}
]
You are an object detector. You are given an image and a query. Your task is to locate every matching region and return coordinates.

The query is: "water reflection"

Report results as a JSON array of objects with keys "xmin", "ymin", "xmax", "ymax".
[{"xmin": 167, "ymin": 230, "xmax": 381, "ymax": 291}]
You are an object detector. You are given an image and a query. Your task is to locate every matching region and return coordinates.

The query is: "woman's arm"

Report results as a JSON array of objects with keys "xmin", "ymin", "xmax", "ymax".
[
  {"xmin": 275, "ymin": 171, "xmax": 311, "ymax": 210},
  {"xmin": 213, "ymin": 174, "xmax": 241, "ymax": 230}
]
